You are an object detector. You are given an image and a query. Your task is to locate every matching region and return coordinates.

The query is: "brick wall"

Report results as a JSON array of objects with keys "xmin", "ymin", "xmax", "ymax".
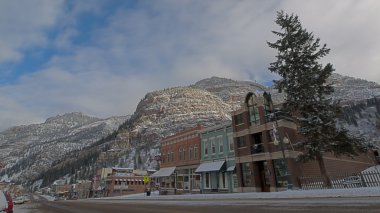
[
  {"xmin": 106, "ymin": 176, "xmax": 146, "ymax": 197},
  {"xmin": 160, "ymin": 125, "xmax": 202, "ymax": 168},
  {"xmin": 300, "ymin": 151, "xmax": 377, "ymax": 177}
]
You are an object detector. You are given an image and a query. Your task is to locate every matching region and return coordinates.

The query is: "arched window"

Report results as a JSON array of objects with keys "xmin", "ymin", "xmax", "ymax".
[
  {"xmin": 263, "ymin": 92, "xmax": 273, "ymax": 122},
  {"xmin": 245, "ymin": 93, "xmax": 260, "ymax": 125}
]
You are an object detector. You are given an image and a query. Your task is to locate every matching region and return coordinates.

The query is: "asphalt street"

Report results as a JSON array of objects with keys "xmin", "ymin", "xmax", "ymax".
[{"xmin": 17, "ymin": 195, "xmax": 380, "ymax": 213}]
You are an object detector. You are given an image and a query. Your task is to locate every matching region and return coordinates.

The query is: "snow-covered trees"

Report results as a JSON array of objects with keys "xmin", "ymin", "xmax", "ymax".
[{"xmin": 267, "ymin": 11, "xmax": 368, "ymax": 187}]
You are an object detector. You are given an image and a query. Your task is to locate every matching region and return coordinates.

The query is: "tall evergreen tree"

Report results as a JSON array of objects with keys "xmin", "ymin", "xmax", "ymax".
[{"xmin": 267, "ymin": 11, "xmax": 367, "ymax": 187}]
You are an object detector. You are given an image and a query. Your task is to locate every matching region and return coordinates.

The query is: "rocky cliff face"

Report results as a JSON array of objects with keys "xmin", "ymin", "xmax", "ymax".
[
  {"xmin": 116, "ymin": 86, "xmax": 233, "ymax": 170},
  {"xmin": 192, "ymin": 77, "xmax": 269, "ymax": 110},
  {"xmin": 133, "ymin": 86, "xmax": 231, "ymax": 134}
]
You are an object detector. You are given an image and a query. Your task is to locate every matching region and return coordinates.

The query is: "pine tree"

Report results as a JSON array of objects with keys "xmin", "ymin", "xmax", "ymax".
[{"xmin": 267, "ymin": 11, "xmax": 367, "ymax": 187}]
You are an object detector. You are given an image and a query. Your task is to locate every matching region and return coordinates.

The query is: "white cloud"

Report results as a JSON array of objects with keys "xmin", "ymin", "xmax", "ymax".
[
  {"xmin": 0, "ymin": 94, "xmax": 43, "ymax": 130},
  {"xmin": 0, "ymin": 0, "xmax": 64, "ymax": 64},
  {"xmin": 0, "ymin": 0, "xmax": 379, "ymax": 131},
  {"xmin": 280, "ymin": 0, "xmax": 380, "ymax": 82}
]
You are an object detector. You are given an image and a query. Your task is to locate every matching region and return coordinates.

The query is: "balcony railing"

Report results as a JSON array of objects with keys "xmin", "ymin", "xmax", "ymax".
[
  {"xmin": 250, "ymin": 143, "xmax": 264, "ymax": 154},
  {"xmin": 266, "ymin": 111, "xmax": 293, "ymax": 122}
]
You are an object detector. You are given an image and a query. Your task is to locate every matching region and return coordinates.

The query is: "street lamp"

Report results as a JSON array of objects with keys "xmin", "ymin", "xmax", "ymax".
[{"xmin": 263, "ymin": 92, "xmax": 293, "ymax": 190}]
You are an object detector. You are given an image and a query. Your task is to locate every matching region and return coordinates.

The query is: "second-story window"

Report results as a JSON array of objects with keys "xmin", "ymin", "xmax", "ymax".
[
  {"xmin": 228, "ymin": 133, "xmax": 234, "ymax": 151},
  {"xmin": 183, "ymin": 147, "xmax": 187, "ymax": 160},
  {"xmin": 217, "ymin": 136, "xmax": 223, "ymax": 153},
  {"xmin": 203, "ymin": 139, "xmax": 208, "ymax": 156},
  {"xmin": 189, "ymin": 146, "xmax": 193, "ymax": 160},
  {"xmin": 246, "ymin": 93, "xmax": 260, "ymax": 125},
  {"xmin": 235, "ymin": 114, "xmax": 244, "ymax": 125},
  {"xmin": 179, "ymin": 147, "xmax": 182, "ymax": 161},
  {"xmin": 210, "ymin": 137, "xmax": 216, "ymax": 154},
  {"xmin": 194, "ymin": 144, "xmax": 199, "ymax": 159}
]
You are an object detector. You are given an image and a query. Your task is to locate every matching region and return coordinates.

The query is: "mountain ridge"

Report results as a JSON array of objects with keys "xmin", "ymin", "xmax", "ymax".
[
  {"xmin": 0, "ymin": 113, "xmax": 129, "ymax": 183},
  {"xmin": 0, "ymin": 74, "xmax": 379, "ymax": 187}
]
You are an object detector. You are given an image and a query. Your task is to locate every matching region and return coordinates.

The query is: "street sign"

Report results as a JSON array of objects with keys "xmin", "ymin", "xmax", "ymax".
[{"xmin": 144, "ymin": 176, "xmax": 150, "ymax": 184}]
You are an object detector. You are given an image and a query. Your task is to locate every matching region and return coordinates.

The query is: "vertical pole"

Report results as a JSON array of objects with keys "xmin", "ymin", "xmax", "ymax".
[
  {"xmin": 264, "ymin": 92, "xmax": 293, "ymax": 190},
  {"xmin": 189, "ymin": 169, "xmax": 192, "ymax": 194},
  {"xmin": 174, "ymin": 172, "xmax": 177, "ymax": 194}
]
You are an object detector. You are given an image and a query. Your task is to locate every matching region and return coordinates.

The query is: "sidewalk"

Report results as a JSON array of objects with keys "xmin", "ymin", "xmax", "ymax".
[{"xmin": 98, "ymin": 187, "xmax": 380, "ymax": 200}]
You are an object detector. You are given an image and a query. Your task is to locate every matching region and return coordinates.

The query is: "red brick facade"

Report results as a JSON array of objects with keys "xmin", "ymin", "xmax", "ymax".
[
  {"xmin": 161, "ymin": 125, "xmax": 203, "ymax": 168},
  {"xmin": 159, "ymin": 125, "xmax": 203, "ymax": 193}
]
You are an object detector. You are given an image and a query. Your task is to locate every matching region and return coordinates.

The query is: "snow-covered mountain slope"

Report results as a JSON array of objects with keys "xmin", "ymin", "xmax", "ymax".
[
  {"xmin": 0, "ymin": 112, "xmax": 128, "ymax": 182},
  {"xmin": 328, "ymin": 73, "xmax": 380, "ymax": 103},
  {"xmin": 114, "ymin": 86, "xmax": 233, "ymax": 170}
]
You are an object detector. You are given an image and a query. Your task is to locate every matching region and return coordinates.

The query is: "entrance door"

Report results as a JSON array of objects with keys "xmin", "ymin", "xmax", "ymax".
[{"xmin": 258, "ymin": 161, "xmax": 270, "ymax": 192}]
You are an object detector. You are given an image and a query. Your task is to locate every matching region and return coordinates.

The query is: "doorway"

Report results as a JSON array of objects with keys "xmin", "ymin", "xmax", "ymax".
[{"xmin": 258, "ymin": 161, "xmax": 270, "ymax": 192}]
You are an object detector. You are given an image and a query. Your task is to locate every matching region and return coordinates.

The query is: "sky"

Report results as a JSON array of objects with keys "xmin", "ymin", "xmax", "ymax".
[{"xmin": 0, "ymin": 0, "xmax": 379, "ymax": 131}]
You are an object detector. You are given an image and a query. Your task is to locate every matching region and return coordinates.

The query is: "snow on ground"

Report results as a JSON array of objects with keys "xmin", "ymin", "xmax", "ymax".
[
  {"xmin": 363, "ymin": 165, "xmax": 380, "ymax": 172},
  {"xmin": 39, "ymin": 194, "xmax": 55, "ymax": 201},
  {"xmin": 97, "ymin": 187, "xmax": 380, "ymax": 201}
]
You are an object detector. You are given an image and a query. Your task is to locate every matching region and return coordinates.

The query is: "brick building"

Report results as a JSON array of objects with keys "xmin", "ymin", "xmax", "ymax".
[
  {"xmin": 232, "ymin": 92, "xmax": 378, "ymax": 192},
  {"xmin": 105, "ymin": 167, "xmax": 146, "ymax": 196},
  {"xmin": 152, "ymin": 125, "xmax": 203, "ymax": 194},
  {"xmin": 51, "ymin": 179, "xmax": 72, "ymax": 198}
]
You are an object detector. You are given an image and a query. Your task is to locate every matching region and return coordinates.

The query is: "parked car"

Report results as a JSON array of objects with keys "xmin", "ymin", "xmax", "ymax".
[
  {"xmin": 3, "ymin": 192, "xmax": 13, "ymax": 213},
  {"xmin": 24, "ymin": 195, "xmax": 30, "ymax": 203},
  {"xmin": 13, "ymin": 196, "xmax": 25, "ymax": 205},
  {"xmin": 0, "ymin": 191, "xmax": 12, "ymax": 213}
]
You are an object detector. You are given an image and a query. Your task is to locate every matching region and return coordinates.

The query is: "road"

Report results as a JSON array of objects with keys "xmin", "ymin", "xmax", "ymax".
[{"xmin": 17, "ymin": 196, "xmax": 380, "ymax": 213}]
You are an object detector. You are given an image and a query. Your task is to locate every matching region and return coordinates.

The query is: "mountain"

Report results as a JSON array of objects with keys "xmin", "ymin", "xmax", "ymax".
[
  {"xmin": 328, "ymin": 74, "xmax": 380, "ymax": 146},
  {"xmin": 69, "ymin": 75, "xmax": 379, "ymax": 180},
  {"xmin": 101, "ymin": 75, "xmax": 379, "ymax": 174},
  {"xmin": 1, "ymin": 75, "xmax": 379, "ymax": 187},
  {"xmin": 111, "ymin": 78, "xmax": 282, "ymax": 171},
  {"xmin": 328, "ymin": 73, "xmax": 380, "ymax": 103},
  {"xmin": 0, "ymin": 112, "xmax": 128, "ymax": 183},
  {"xmin": 192, "ymin": 76, "xmax": 283, "ymax": 110}
]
